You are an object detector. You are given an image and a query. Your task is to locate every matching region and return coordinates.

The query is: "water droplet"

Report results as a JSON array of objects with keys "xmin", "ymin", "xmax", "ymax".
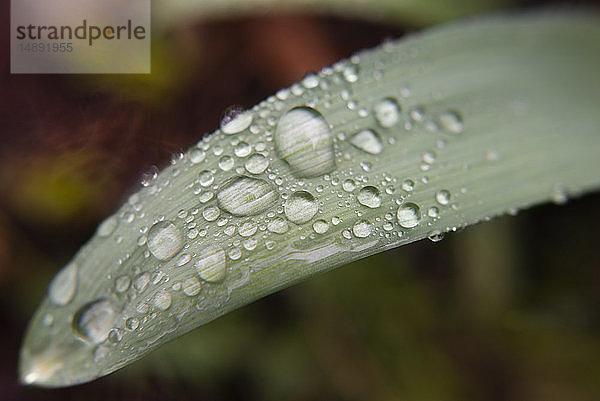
[
  {"xmin": 125, "ymin": 317, "xmax": 139, "ymax": 331},
  {"xmin": 284, "ymin": 191, "xmax": 318, "ymax": 224},
  {"xmin": 275, "ymin": 107, "xmax": 335, "ymax": 178},
  {"xmin": 342, "ymin": 179, "xmax": 356, "ymax": 192},
  {"xmin": 234, "ymin": 141, "xmax": 252, "ymax": 157},
  {"xmin": 108, "ymin": 328, "xmax": 122, "ymax": 343},
  {"xmin": 349, "ymin": 129, "xmax": 383, "ymax": 155},
  {"xmin": 313, "ymin": 219, "xmax": 330, "ymax": 234},
  {"xmin": 176, "ymin": 253, "xmax": 192, "ymax": 267},
  {"xmin": 114, "ymin": 275, "xmax": 131, "ymax": 293},
  {"xmin": 267, "ymin": 218, "xmax": 289, "ymax": 234},
  {"xmin": 244, "ymin": 154, "xmax": 269, "ymax": 174},
  {"xmin": 397, "ymin": 203, "xmax": 421, "ymax": 228},
  {"xmin": 218, "ymin": 155, "xmax": 235, "ymax": 171},
  {"xmin": 147, "ymin": 221, "xmax": 184, "ymax": 261},
  {"xmin": 73, "ymin": 298, "xmax": 118, "ymax": 344},
  {"xmin": 202, "ymin": 205, "xmax": 221, "ymax": 222},
  {"xmin": 153, "ymin": 289, "xmax": 172, "ymax": 311},
  {"xmin": 182, "ymin": 277, "xmax": 201, "ymax": 296},
  {"xmin": 48, "ymin": 262, "xmax": 78, "ymax": 306},
  {"xmin": 373, "ymin": 98, "xmax": 401, "ymax": 128},
  {"xmin": 302, "ymin": 72, "xmax": 320, "ymax": 88},
  {"xmin": 552, "ymin": 185, "xmax": 568, "ymax": 205},
  {"xmin": 435, "ymin": 190, "xmax": 451, "ymax": 206},
  {"xmin": 423, "ymin": 151, "xmax": 436, "ymax": 164},
  {"xmin": 141, "ymin": 166, "xmax": 158, "ymax": 187},
  {"xmin": 134, "ymin": 272, "xmax": 151, "ymax": 292},
  {"xmin": 238, "ymin": 220, "xmax": 257, "ymax": 237},
  {"xmin": 357, "ymin": 186, "xmax": 382, "ymax": 208},
  {"xmin": 198, "ymin": 170, "xmax": 214, "ymax": 187},
  {"xmin": 401, "ymin": 179, "xmax": 415, "ymax": 192},
  {"xmin": 189, "ymin": 149, "xmax": 206, "ymax": 164},
  {"xmin": 438, "ymin": 111, "xmax": 464, "ymax": 134},
  {"xmin": 353, "ymin": 220, "xmax": 372, "ymax": 238},
  {"xmin": 342, "ymin": 64, "xmax": 359, "ymax": 83},
  {"xmin": 409, "ymin": 106, "xmax": 425, "ymax": 122},
  {"xmin": 427, "ymin": 207, "xmax": 439, "ymax": 218},
  {"xmin": 195, "ymin": 245, "xmax": 227, "ymax": 283},
  {"xmin": 427, "ymin": 230, "xmax": 445, "ymax": 242},
  {"xmin": 220, "ymin": 107, "xmax": 253, "ymax": 134},
  {"xmin": 217, "ymin": 176, "xmax": 279, "ymax": 216},
  {"xmin": 97, "ymin": 216, "xmax": 118, "ymax": 237}
]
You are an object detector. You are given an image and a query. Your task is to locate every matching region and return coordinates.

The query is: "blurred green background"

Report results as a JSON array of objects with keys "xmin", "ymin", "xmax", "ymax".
[{"xmin": 1, "ymin": 0, "xmax": 600, "ymax": 400}]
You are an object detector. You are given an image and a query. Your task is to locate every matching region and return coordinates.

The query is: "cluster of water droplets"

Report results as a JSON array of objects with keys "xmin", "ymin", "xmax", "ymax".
[{"xmin": 35, "ymin": 45, "xmax": 472, "ymax": 372}]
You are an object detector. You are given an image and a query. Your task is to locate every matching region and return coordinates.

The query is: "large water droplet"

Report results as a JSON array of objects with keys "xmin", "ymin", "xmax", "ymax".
[
  {"xmin": 397, "ymin": 203, "xmax": 421, "ymax": 228},
  {"xmin": 147, "ymin": 221, "xmax": 184, "ymax": 261},
  {"xmin": 48, "ymin": 262, "xmax": 78, "ymax": 306},
  {"xmin": 244, "ymin": 154, "xmax": 269, "ymax": 174},
  {"xmin": 216, "ymin": 176, "xmax": 279, "ymax": 216},
  {"xmin": 220, "ymin": 107, "xmax": 253, "ymax": 134},
  {"xmin": 202, "ymin": 206, "xmax": 221, "ymax": 222},
  {"xmin": 284, "ymin": 191, "xmax": 318, "ymax": 224},
  {"xmin": 275, "ymin": 107, "xmax": 335, "ymax": 178},
  {"xmin": 357, "ymin": 186, "xmax": 381, "ymax": 208},
  {"xmin": 195, "ymin": 245, "xmax": 227, "ymax": 283},
  {"xmin": 438, "ymin": 111, "xmax": 464, "ymax": 134},
  {"xmin": 373, "ymin": 98, "xmax": 401, "ymax": 128},
  {"xmin": 218, "ymin": 155, "xmax": 235, "ymax": 171},
  {"xmin": 72, "ymin": 298, "xmax": 118, "ymax": 345},
  {"xmin": 349, "ymin": 129, "xmax": 383, "ymax": 155}
]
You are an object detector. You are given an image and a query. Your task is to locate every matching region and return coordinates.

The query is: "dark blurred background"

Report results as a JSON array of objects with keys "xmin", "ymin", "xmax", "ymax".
[{"xmin": 1, "ymin": 0, "xmax": 600, "ymax": 400}]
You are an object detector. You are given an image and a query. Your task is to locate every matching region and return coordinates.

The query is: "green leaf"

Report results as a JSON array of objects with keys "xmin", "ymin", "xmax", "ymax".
[{"xmin": 20, "ymin": 10, "xmax": 600, "ymax": 387}]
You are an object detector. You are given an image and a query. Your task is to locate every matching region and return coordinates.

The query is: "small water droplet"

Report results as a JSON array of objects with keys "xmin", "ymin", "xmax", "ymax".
[
  {"xmin": 108, "ymin": 328, "xmax": 122, "ymax": 343},
  {"xmin": 401, "ymin": 179, "xmax": 415, "ymax": 192},
  {"xmin": 73, "ymin": 298, "xmax": 118, "ymax": 344},
  {"xmin": 244, "ymin": 154, "xmax": 269, "ymax": 174},
  {"xmin": 141, "ymin": 166, "xmax": 158, "ymax": 187},
  {"xmin": 397, "ymin": 203, "xmax": 421, "ymax": 228},
  {"xmin": 435, "ymin": 190, "xmax": 451, "ymax": 206},
  {"xmin": 48, "ymin": 262, "xmax": 78, "ymax": 306},
  {"xmin": 438, "ymin": 111, "xmax": 464, "ymax": 134},
  {"xmin": 427, "ymin": 207, "xmax": 439, "ymax": 218},
  {"xmin": 153, "ymin": 289, "xmax": 172, "ymax": 311},
  {"xmin": 217, "ymin": 176, "xmax": 279, "ymax": 216},
  {"xmin": 353, "ymin": 220, "xmax": 372, "ymax": 238},
  {"xmin": 284, "ymin": 191, "xmax": 318, "ymax": 224},
  {"xmin": 220, "ymin": 107, "xmax": 253, "ymax": 134},
  {"xmin": 182, "ymin": 277, "xmax": 201, "ymax": 296},
  {"xmin": 239, "ymin": 220, "xmax": 257, "ymax": 237},
  {"xmin": 357, "ymin": 186, "xmax": 382, "ymax": 208},
  {"xmin": 198, "ymin": 170, "xmax": 214, "ymax": 187},
  {"xmin": 195, "ymin": 245, "xmax": 227, "ymax": 283},
  {"xmin": 218, "ymin": 155, "xmax": 235, "ymax": 171},
  {"xmin": 302, "ymin": 72, "xmax": 320, "ymax": 88},
  {"xmin": 342, "ymin": 179, "xmax": 356, "ymax": 192},
  {"xmin": 97, "ymin": 216, "xmax": 118, "ymax": 237},
  {"xmin": 134, "ymin": 272, "xmax": 151, "ymax": 292},
  {"xmin": 189, "ymin": 149, "xmax": 206, "ymax": 164},
  {"xmin": 147, "ymin": 221, "xmax": 184, "ymax": 261},
  {"xmin": 114, "ymin": 275, "xmax": 131, "ymax": 293},
  {"xmin": 275, "ymin": 107, "xmax": 335, "ymax": 178},
  {"xmin": 373, "ymin": 98, "xmax": 401, "ymax": 128},
  {"xmin": 427, "ymin": 230, "xmax": 445, "ymax": 242},
  {"xmin": 409, "ymin": 106, "xmax": 425, "ymax": 122},
  {"xmin": 342, "ymin": 64, "xmax": 359, "ymax": 83},
  {"xmin": 313, "ymin": 219, "xmax": 330, "ymax": 234},
  {"xmin": 126, "ymin": 317, "xmax": 140, "ymax": 331},
  {"xmin": 234, "ymin": 141, "xmax": 252, "ymax": 157},
  {"xmin": 349, "ymin": 129, "xmax": 383, "ymax": 155},
  {"xmin": 267, "ymin": 217, "xmax": 289, "ymax": 234},
  {"xmin": 202, "ymin": 205, "xmax": 221, "ymax": 222}
]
